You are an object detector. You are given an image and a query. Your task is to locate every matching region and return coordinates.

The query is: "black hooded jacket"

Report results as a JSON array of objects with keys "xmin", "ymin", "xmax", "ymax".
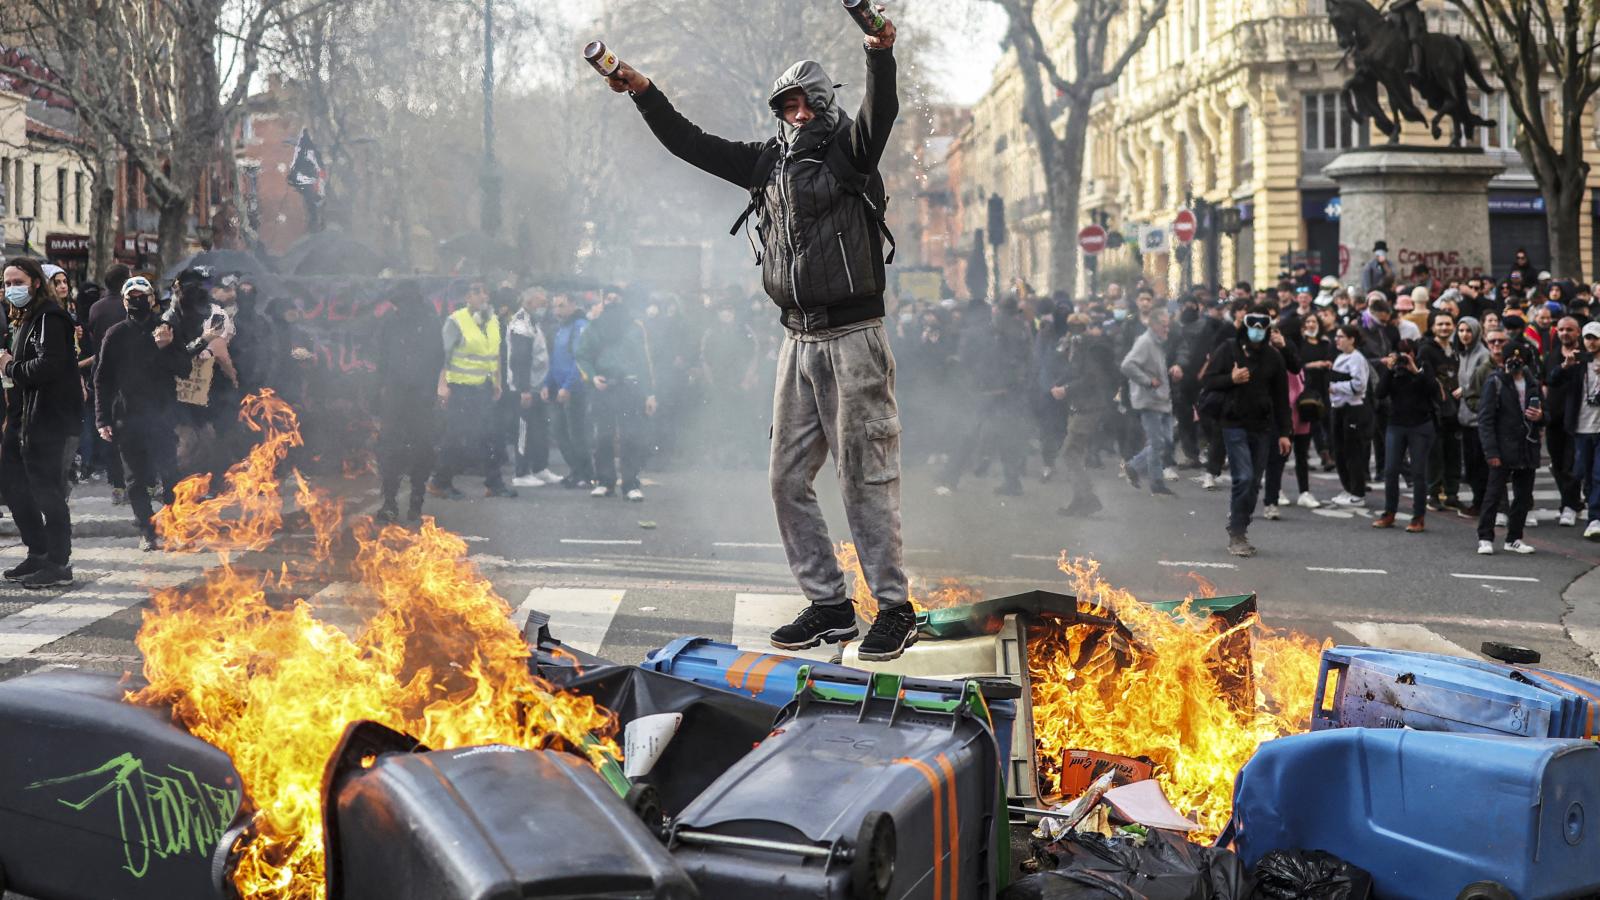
[
  {"xmin": 1200, "ymin": 333, "xmax": 1292, "ymax": 437},
  {"xmin": 631, "ymin": 47, "xmax": 898, "ymax": 331},
  {"xmin": 375, "ymin": 288, "xmax": 445, "ymax": 423},
  {"xmin": 94, "ymin": 308, "xmax": 190, "ymax": 431},
  {"xmin": 4, "ymin": 300, "xmax": 84, "ymax": 440}
]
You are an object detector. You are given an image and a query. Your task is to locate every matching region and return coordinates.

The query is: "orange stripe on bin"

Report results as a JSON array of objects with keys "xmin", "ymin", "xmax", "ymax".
[
  {"xmin": 935, "ymin": 752, "xmax": 959, "ymax": 894},
  {"xmin": 742, "ymin": 654, "xmax": 788, "ymax": 696},
  {"xmin": 1525, "ymin": 669, "xmax": 1600, "ymax": 738},
  {"xmin": 724, "ymin": 652, "xmax": 761, "ymax": 691},
  {"xmin": 898, "ymin": 757, "xmax": 945, "ymax": 900}
]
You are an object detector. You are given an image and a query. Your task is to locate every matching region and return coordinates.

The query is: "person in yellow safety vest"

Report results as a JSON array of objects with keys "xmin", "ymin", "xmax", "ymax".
[{"xmin": 428, "ymin": 280, "xmax": 518, "ymax": 500}]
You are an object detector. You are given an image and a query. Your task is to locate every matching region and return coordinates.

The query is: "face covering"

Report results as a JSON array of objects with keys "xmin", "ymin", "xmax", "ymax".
[
  {"xmin": 4, "ymin": 285, "xmax": 31, "ymax": 308},
  {"xmin": 1112, "ymin": 308, "xmax": 1128, "ymax": 322},
  {"xmin": 127, "ymin": 300, "xmax": 153, "ymax": 322},
  {"xmin": 1180, "ymin": 307, "xmax": 1199, "ymax": 324},
  {"xmin": 1247, "ymin": 326, "xmax": 1267, "ymax": 344}
]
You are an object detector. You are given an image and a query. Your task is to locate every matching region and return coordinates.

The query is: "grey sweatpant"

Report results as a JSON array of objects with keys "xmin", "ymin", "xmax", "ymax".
[{"xmin": 770, "ymin": 320, "xmax": 908, "ymax": 611}]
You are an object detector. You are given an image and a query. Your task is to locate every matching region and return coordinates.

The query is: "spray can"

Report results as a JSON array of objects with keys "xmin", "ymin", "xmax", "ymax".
[
  {"xmin": 842, "ymin": 0, "xmax": 887, "ymax": 35},
  {"xmin": 583, "ymin": 40, "xmax": 623, "ymax": 78}
]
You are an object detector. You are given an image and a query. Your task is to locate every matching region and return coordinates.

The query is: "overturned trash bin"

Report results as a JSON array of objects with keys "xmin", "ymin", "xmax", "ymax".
[
  {"xmin": 1231, "ymin": 727, "xmax": 1600, "ymax": 900},
  {"xmin": 670, "ymin": 668, "xmax": 1007, "ymax": 899},
  {"xmin": 0, "ymin": 670, "xmax": 243, "ymax": 900},
  {"xmin": 1313, "ymin": 646, "xmax": 1600, "ymax": 738},
  {"xmin": 323, "ymin": 721, "xmax": 699, "ymax": 900}
]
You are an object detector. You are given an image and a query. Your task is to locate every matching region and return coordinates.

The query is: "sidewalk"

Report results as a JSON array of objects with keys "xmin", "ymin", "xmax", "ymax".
[
  {"xmin": 0, "ymin": 482, "xmax": 141, "ymax": 540},
  {"xmin": 1563, "ymin": 566, "xmax": 1600, "ymax": 671}
]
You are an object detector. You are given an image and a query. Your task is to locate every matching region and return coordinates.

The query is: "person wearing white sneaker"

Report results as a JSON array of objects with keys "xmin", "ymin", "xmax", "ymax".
[
  {"xmin": 1559, "ymin": 507, "xmax": 1578, "ymax": 527},
  {"xmin": 1297, "ymin": 491, "xmax": 1321, "ymax": 508},
  {"xmin": 1561, "ymin": 323, "xmax": 1600, "ymax": 542},
  {"xmin": 1503, "ymin": 539, "xmax": 1536, "ymax": 554},
  {"xmin": 626, "ymin": 488, "xmax": 645, "ymax": 502},
  {"xmin": 1263, "ymin": 504, "xmax": 1280, "ymax": 520},
  {"xmin": 1475, "ymin": 334, "xmax": 1543, "ymax": 552},
  {"xmin": 1477, "ymin": 539, "xmax": 1495, "ymax": 554},
  {"xmin": 511, "ymin": 472, "xmax": 546, "ymax": 488},
  {"xmin": 1162, "ymin": 466, "xmax": 1179, "ymax": 482},
  {"xmin": 1199, "ymin": 472, "xmax": 1218, "ymax": 490},
  {"xmin": 1328, "ymin": 325, "xmax": 1373, "ymax": 508},
  {"xmin": 1586, "ymin": 520, "xmax": 1600, "ymax": 540}
]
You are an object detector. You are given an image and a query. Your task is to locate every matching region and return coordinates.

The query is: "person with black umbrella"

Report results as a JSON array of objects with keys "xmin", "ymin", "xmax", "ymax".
[{"xmin": 0, "ymin": 257, "xmax": 85, "ymax": 587}]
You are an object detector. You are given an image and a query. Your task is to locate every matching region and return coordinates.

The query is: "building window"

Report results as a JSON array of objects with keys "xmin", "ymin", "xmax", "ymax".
[
  {"xmin": 1303, "ymin": 92, "xmax": 1369, "ymax": 150},
  {"xmin": 74, "ymin": 172, "xmax": 83, "ymax": 224},
  {"xmin": 32, "ymin": 164, "xmax": 41, "ymax": 219},
  {"xmin": 56, "ymin": 168, "xmax": 66, "ymax": 223},
  {"xmin": 0, "ymin": 157, "xmax": 8, "ymax": 217},
  {"xmin": 1233, "ymin": 106, "xmax": 1254, "ymax": 185},
  {"xmin": 14, "ymin": 160, "xmax": 22, "ymax": 217},
  {"xmin": 1186, "ymin": 0, "xmax": 1202, "ymax": 54}
]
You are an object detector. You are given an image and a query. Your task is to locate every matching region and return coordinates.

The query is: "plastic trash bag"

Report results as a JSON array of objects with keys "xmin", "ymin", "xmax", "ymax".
[
  {"xmin": 1001, "ymin": 830, "xmax": 1249, "ymax": 900},
  {"xmin": 1251, "ymin": 850, "xmax": 1372, "ymax": 900}
]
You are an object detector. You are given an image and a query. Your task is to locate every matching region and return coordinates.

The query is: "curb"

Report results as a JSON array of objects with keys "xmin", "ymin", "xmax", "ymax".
[{"xmin": 1561, "ymin": 566, "xmax": 1600, "ymax": 669}]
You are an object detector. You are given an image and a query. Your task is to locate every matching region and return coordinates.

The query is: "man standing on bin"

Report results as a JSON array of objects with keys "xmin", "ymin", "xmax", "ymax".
[{"xmin": 603, "ymin": 11, "xmax": 914, "ymax": 659}]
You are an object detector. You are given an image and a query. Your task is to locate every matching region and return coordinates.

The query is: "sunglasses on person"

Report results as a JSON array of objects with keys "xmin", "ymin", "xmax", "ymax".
[{"xmin": 1486, "ymin": 337, "xmax": 1508, "ymax": 346}]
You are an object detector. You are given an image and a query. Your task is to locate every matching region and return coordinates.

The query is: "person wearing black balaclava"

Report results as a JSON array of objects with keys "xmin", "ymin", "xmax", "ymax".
[
  {"xmin": 93, "ymin": 275, "xmax": 187, "ymax": 550},
  {"xmin": 0, "ymin": 257, "xmax": 84, "ymax": 587},
  {"xmin": 1032, "ymin": 299, "xmax": 1073, "ymax": 480},
  {"xmin": 603, "ymin": 13, "xmax": 918, "ymax": 661},
  {"xmin": 374, "ymin": 282, "xmax": 445, "ymax": 523}
]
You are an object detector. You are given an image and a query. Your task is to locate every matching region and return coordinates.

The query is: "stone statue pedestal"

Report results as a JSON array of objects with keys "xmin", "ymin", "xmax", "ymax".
[{"xmin": 1323, "ymin": 148, "xmax": 1506, "ymax": 285}]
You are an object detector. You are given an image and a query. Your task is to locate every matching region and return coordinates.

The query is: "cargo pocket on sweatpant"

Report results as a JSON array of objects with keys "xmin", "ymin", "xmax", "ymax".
[{"xmin": 861, "ymin": 414, "xmax": 902, "ymax": 485}]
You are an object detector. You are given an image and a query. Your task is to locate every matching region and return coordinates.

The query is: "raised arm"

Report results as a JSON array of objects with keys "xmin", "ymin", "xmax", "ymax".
[
  {"xmin": 848, "ymin": 44, "xmax": 899, "ymax": 171},
  {"xmin": 611, "ymin": 63, "xmax": 768, "ymax": 189}
]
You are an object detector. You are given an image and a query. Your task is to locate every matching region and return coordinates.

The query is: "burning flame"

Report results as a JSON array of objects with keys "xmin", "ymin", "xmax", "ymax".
[
  {"xmin": 836, "ymin": 542, "xmax": 981, "ymax": 620},
  {"xmin": 1028, "ymin": 558, "xmax": 1326, "ymax": 841},
  {"xmin": 133, "ymin": 392, "xmax": 617, "ymax": 899}
]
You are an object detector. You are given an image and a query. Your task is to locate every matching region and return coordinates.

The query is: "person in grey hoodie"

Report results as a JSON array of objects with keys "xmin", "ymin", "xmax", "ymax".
[
  {"xmin": 1455, "ymin": 316, "xmax": 1491, "ymax": 514},
  {"xmin": 1120, "ymin": 308, "xmax": 1177, "ymax": 496}
]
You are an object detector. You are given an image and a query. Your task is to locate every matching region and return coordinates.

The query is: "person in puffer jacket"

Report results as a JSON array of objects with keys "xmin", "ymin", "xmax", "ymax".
[{"xmin": 603, "ymin": 13, "xmax": 916, "ymax": 661}]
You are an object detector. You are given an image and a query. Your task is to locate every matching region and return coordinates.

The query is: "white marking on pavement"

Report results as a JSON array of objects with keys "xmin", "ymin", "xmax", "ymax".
[
  {"xmin": 1012, "ymin": 554, "xmax": 1061, "ymax": 562},
  {"xmin": 1450, "ymin": 573, "xmax": 1540, "ymax": 583},
  {"xmin": 559, "ymin": 539, "xmax": 643, "ymax": 546},
  {"xmin": 731, "ymin": 593, "xmax": 841, "ymax": 663},
  {"xmin": 516, "ymin": 588, "xmax": 625, "ymax": 657},
  {"xmin": 1334, "ymin": 622, "xmax": 1478, "ymax": 658},
  {"xmin": 1307, "ymin": 567, "xmax": 1389, "ymax": 575},
  {"xmin": 713, "ymin": 542, "xmax": 783, "ymax": 549},
  {"xmin": 0, "ymin": 593, "xmax": 149, "ymax": 660},
  {"xmin": 1156, "ymin": 560, "xmax": 1238, "ymax": 570}
]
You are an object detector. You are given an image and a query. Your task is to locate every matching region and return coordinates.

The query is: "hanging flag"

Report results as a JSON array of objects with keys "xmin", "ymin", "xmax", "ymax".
[{"xmin": 286, "ymin": 129, "xmax": 327, "ymax": 205}]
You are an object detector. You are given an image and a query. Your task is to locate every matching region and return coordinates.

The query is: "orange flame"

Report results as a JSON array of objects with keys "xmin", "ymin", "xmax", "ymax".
[
  {"xmin": 1028, "ymin": 557, "xmax": 1326, "ymax": 841},
  {"xmin": 132, "ymin": 393, "xmax": 617, "ymax": 899},
  {"xmin": 836, "ymin": 542, "xmax": 981, "ymax": 620}
]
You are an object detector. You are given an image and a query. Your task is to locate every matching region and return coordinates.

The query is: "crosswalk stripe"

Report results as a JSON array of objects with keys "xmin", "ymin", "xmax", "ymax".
[
  {"xmin": 1334, "ymin": 622, "xmax": 1478, "ymax": 658},
  {"xmin": 731, "ymin": 593, "xmax": 840, "ymax": 662},
  {"xmin": 516, "ymin": 587, "xmax": 625, "ymax": 657},
  {"xmin": 0, "ymin": 593, "xmax": 148, "ymax": 660}
]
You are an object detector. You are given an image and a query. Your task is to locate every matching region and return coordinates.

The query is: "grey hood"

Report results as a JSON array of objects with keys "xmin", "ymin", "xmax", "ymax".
[{"xmin": 768, "ymin": 60, "xmax": 843, "ymax": 147}]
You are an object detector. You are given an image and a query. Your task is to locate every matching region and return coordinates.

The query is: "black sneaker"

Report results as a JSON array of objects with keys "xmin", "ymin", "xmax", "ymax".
[
  {"xmin": 1150, "ymin": 481, "xmax": 1176, "ymax": 496},
  {"xmin": 857, "ymin": 605, "xmax": 919, "ymax": 662},
  {"xmin": 139, "ymin": 531, "xmax": 158, "ymax": 553},
  {"xmin": 377, "ymin": 502, "xmax": 399, "ymax": 523},
  {"xmin": 770, "ymin": 603, "xmax": 859, "ymax": 651},
  {"xmin": 1126, "ymin": 466, "xmax": 1143, "ymax": 490},
  {"xmin": 3, "ymin": 555, "xmax": 44, "ymax": 582},
  {"xmin": 1059, "ymin": 494, "xmax": 1103, "ymax": 517},
  {"xmin": 406, "ymin": 502, "xmax": 424, "ymax": 524},
  {"xmin": 485, "ymin": 485, "xmax": 518, "ymax": 498},
  {"xmin": 428, "ymin": 483, "xmax": 465, "ymax": 501},
  {"xmin": 21, "ymin": 563, "xmax": 73, "ymax": 589}
]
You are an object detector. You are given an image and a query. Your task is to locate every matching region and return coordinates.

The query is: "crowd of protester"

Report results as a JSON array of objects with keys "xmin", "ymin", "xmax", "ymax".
[{"xmin": 2, "ymin": 240, "xmax": 1595, "ymax": 583}]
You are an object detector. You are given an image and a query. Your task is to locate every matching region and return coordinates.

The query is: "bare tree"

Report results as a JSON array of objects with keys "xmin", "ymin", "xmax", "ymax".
[
  {"xmin": 0, "ymin": 0, "xmax": 321, "ymax": 271},
  {"xmin": 982, "ymin": 0, "xmax": 1167, "ymax": 293},
  {"xmin": 1446, "ymin": 0, "xmax": 1600, "ymax": 279}
]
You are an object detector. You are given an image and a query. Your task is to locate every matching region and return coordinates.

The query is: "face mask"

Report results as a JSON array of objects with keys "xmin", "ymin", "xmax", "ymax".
[
  {"xmin": 1112, "ymin": 308, "xmax": 1128, "ymax": 322},
  {"xmin": 4, "ymin": 285, "xmax": 31, "ymax": 308},
  {"xmin": 1180, "ymin": 307, "xmax": 1199, "ymax": 324},
  {"xmin": 1247, "ymin": 326, "xmax": 1267, "ymax": 344},
  {"xmin": 127, "ymin": 302, "xmax": 153, "ymax": 322}
]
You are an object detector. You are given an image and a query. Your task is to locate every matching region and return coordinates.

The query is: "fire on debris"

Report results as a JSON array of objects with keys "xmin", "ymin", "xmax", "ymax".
[{"xmin": 131, "ymin": 391, "xmax": 618, "ymax": 900}]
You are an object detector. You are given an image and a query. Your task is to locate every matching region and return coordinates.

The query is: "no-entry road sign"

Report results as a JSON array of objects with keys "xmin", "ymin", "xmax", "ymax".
[
  {"xmin": 1078, "ymin": 225, "xmax": 1108, "ymax": 254},
  {"xmin": 1173, "ymin": 209, "xmax": 1198, "ymax": 244}
]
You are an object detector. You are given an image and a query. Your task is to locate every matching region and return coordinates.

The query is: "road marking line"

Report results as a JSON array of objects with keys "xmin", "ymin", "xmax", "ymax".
[
  {"xmin": 1307, "ymin": 567, "xmax": 1389, "ymax": 575},
  {"xmin": 731, "ymin": 593, "xmax": 841, "ymax": 663},
  {"xmin": 1334, "ymin": 621, "xmax": 1478, "ymax": 658},
  {"xmin": 713, "ymin": 542, "xmax": 783, "ymax": 549},
  {"xmin": 560, "ymin": 539, "xmax": 643, "ymax": 546},
  {"xmin": 1156, "ymin": 560, "xmax": 1238, "ymax": 570},
  {"xmin": 0, "ymin": 594, "xmax": 150, "ymax": 661},
  {"xmin": 1012, "ymin": 554, "xmax": 1061, "ymax": 562},
  {"xmin": 515, "ymin": 587, "xmax": 625, "ymax": 657},
  {"xmin": 1450, "ymin": 573, "xmax": 1540, "ymax": 583}
]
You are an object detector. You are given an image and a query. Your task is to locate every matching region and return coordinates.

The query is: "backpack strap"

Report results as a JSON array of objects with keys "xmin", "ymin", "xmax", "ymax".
[
  {"xmin": 823, "ymin": 139, "xmax": 896, "ymax": 265},
  {"xmin": 729, "ymin": 140, "xmax": 782, "ymax": 265}
]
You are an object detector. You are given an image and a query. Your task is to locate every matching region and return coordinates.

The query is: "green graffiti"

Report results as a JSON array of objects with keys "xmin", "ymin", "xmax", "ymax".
[{"xmin": 25, "ymin": 753, "xmax": 241, "ymax": 878}]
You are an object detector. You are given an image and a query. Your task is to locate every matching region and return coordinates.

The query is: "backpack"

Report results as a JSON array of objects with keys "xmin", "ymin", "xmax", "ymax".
[{"xmin": 728, "ymin": 133, "xmax": 896, "ymax": 267}]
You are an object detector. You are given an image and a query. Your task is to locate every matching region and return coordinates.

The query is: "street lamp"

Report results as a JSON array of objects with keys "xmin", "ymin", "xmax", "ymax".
[{"xmin": 18, "ymin": 215, "xmax": 33, "ymax": 256}]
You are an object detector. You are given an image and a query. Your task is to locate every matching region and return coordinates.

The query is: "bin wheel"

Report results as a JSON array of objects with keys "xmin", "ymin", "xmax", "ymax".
[
  {"xmin": 1481, "ymin": 641, "xmax": 1541, "ymax": 665},
  {"xmin": 1458, "ymin": 882, "xmax": 1515, "ymax": 900},
  {"xmin": 851, "ymin": 810, "xmax": 896, "ymax": 900},
  {"xmin": 625, "ymin": 783, "xmax": 666, "ymax": 839}
]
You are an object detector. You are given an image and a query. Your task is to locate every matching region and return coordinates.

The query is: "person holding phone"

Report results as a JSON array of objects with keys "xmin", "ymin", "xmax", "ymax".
[
  {"xmin": 162, "ymin": 268, "xmax": 229, "ymax": 482},
  {"xmin": 1372, "ymin": 339, "xmax": 1438, "ymax": 532},
  {"xmin": 1476, "ymin": 336, "xmax": 1544, "ymax": 554},
  {"xmin": 0, "ymin": 257, "xmax": 84, "ymax": 587}
]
